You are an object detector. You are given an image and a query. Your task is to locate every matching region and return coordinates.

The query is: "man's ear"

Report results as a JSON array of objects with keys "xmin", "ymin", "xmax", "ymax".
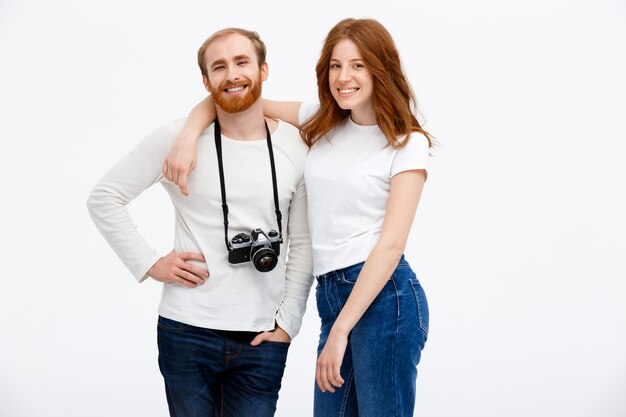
[
  {"xmin": 202, "ymin": 75, "xmax": 211, "ymax": 93},
  {"xmin": 261, "ymin": 62, "xmax": 268, "ymax": 81}
]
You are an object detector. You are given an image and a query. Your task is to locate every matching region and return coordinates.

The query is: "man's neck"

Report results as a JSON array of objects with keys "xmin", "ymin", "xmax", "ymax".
[{"xmin": 215, "ymin": 100, "xmax": 268, "ymax": 141}]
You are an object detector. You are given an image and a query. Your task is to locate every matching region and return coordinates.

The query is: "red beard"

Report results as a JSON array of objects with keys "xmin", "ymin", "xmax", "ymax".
[{"xmin": 211, "ymin": 74, "xmax": 262, "ymax": 113}]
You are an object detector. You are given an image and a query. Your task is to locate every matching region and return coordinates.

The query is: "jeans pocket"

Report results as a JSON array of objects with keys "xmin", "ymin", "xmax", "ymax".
[
  {"xmin": 338, "ymin": 274, "xmax": 357, "ymax": 285},
  {"xmin": 409, "ymin": 280, "xmax": 429, "ymax": 338},
  {"xmin": 334, "ymin": 262, "xmax": 365, "ymax": 285},
  {"xmin": 157, "ymin": 316, "xmax": 191, "ymax": 333}
]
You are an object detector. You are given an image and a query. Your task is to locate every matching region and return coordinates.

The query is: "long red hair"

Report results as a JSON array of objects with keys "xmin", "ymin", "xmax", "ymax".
[{"xmin": 300, "ymin": 18, "xmax": 433, "ymax": 149}]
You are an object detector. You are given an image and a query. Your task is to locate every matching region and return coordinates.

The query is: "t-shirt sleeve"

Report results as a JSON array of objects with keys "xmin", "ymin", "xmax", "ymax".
[
  {"xmin": 86, "ymin": 120, "xmax": 182, "ymax": 282},
  {"xmin": 298, "ymin": 102, "xmax": 320, "ymax": 126},
  {"xmin": 390, "ymin": 133, "xmax": 430, "ymax": 178}
]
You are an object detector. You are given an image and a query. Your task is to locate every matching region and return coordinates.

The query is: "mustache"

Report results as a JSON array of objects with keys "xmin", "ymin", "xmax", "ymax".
[{"xmin": 219, "ymin": 79, "xmax": 249, "ymax": 90}]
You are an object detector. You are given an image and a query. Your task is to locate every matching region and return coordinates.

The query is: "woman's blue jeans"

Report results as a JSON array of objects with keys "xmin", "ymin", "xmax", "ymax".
[
  {"xmin": 156, "ymin": 316, "xmax": 290, "ymax": 417},
  {"xmin": 314, "ymin": 256, "xmax": 429, "ymax": 417}
]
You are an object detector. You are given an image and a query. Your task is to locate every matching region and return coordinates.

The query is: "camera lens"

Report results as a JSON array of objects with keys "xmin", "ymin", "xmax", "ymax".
[{"xmin": 251, "ymin": 248, "xmax": 278, "ymax": 272}]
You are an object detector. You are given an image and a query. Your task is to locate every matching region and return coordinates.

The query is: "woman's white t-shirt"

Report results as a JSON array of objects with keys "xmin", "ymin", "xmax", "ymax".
[{"xmin": 299, "ymin": 103, "xmax": 430, "ymax": 276}]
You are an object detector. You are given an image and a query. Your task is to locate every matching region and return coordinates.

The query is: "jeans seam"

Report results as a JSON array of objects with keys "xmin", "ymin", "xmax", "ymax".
[
  {"xmin": 157, "ymin": 323, "xmax": 191, "ymax": 333},
  {"xmin": 157, "ymin": 317, "xmax": 191, "ymax": 333},
  {"xmin": 333, "ymin": 280, "xmax": 341, "ymax": 310},
  {"xmin": 339, "ymin": 368, "xmax": 355, "ymax": 417},
  {"xmin": 391, "ymin": 275, "xmax": 400, "ymax": 318},
  {"xmin": 219, "ymin": 382, "xmax": 224, "ymax": 417},
  {"xmin": 333, "ymin": 273, "xmax": 344, "ymax": 312},
  {"xmin": 339, "ymin": 270, "xmax": 356, "ymax": 285},
  {"xmin": 229, "ymin": 340, "xmax": 244, "ymax": 361},
  {"xmin": 392, "ymin": 283, "xmax": 399, "ymax": 417},
  {"xmin": 325, "ymin": 278, "xmax": 337, "ymax": 317},
  {"xmin": 409, "ymin": 280, "xmax": 429, "ymax": 337}
]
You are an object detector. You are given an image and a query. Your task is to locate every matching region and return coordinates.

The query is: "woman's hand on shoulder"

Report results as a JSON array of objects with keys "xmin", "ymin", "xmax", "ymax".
[
  {"xmin": 163, "ymin": 134, "xmax": 198, "ymax": 196},
  {"xmin": 163, "ymin": 96, "xmax": 215, "ymax": 195}
]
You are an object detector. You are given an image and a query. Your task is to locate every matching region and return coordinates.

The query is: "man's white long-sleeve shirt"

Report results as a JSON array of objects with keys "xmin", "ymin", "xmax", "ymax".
[{"xmin": 87, "ymin": 119, "xmax": 313, "ymax": 338}]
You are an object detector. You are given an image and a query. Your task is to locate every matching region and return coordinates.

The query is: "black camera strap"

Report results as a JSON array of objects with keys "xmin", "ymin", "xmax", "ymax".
[{"xmin": 214, "ymin": 119, "xmax": 283, "ymax": 251}]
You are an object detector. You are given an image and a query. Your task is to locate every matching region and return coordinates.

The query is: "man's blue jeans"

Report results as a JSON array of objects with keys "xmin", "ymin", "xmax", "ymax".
[
  {"xmin": 314, "ymin": 256, "xmax": 429, "ymax": 417},
  {"xmin": 157, "ymin": 316, "xmax": 290, "ymax": 417}
]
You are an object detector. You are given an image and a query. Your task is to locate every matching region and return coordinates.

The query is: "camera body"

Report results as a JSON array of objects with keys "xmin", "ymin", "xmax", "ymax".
[{"xmin": 229, "ymin": 228, "xmax": 281, "ymax": 272}]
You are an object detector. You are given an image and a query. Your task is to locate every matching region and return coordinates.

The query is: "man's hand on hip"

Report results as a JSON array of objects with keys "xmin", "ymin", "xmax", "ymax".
[
  {"xmin": 148, "ymin": 251, "xmax": 209, "ymax": 288},
  {"xmin": 250, "ymin": 324, "xmax": 292, "ymax": 346}
]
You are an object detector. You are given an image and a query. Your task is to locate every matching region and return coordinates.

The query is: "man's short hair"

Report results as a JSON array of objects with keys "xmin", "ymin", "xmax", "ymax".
[{"xmin": 197, "ymin": 28, "xmax": 267, "ymax": 78}]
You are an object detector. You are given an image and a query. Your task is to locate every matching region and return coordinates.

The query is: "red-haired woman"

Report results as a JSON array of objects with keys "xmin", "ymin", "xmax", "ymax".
[{"xmin": 165, "ymin": 18, "xmax": 432, "ymax": 417}]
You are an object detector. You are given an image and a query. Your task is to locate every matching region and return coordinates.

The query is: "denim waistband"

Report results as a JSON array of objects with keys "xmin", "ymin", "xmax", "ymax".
[{"xmin": 316, "ymin": 254, "xmax": 407, "ymax": 280}]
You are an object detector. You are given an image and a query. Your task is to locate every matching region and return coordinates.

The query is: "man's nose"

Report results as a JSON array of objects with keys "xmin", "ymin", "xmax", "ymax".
[{"xmin": 226, "ymin": 65, "xmax": 241, "ymax": 81}]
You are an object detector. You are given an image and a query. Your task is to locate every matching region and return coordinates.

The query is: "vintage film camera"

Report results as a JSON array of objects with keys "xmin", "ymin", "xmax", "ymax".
[{"xmin": 228, "ymin": 229, "xmax": 281, "ymax": 272}]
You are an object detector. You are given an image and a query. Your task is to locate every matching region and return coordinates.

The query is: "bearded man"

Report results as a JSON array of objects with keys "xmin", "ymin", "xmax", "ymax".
[{"xmin": 87, "ymin": 28, "xmax": 313, "ymax": 417}]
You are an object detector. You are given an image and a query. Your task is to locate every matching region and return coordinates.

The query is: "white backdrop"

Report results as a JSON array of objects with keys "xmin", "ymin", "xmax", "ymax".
[{"xmin": 1, "ymin": 0, "xmax": 625, "ymax": 416}]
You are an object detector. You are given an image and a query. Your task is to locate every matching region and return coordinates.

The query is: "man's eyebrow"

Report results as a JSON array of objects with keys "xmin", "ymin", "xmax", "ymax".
[
  {"xmin": 210, "ymin": 58, "xmax": 226, "ymax": 69},
  {"xmin": 210, "ymin": 55, "xmax": 252, "ymax": 69}
]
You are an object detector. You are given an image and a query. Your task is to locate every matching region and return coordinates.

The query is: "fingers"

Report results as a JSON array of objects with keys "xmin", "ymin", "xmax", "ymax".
[
  {"xmin": 316, "ymin": 358, "xmax": 344, "ymax": 393},
  {"xmin": 177, "ymin": 252, "xmax": 206, "ymax": 262},
  {"xmin": 271, "ymin": 326, "xmax": 292, "ymax": 343},
  {"xmin": 179, "ymin": 172, "xmax": 189, "ymax": 196},
  {"xmin": 323, "ymin": 366, "xmax": 337, "ymax": 393},
  {"xmin": 166, "ymin": 251, "xmax": 209, "ymax": 286},
  {"xmin": 171, "ymin": 170, "xmax": 179, "ymax": 189},
  {"xmin": 163, "ymin": 158, "xmax": 191, "ymax": 196},
  {"xmin": 328, "ymin": 364, "xmax": 344, "ymax": 389},
  {"xmin": 250, "ymin": 331, "xmax": 270, "ymax": 346},
  {"xmin": 316, "ymin": 361, "xmax": 327, "ymax": 392},
  {"xmin": 175, "ymin": 256, "xmax": 209, "ymax": 278},
  {"xmin": 167, "ymin": 267, "xmax": 203, "ymax": 288},
  {"xmin": 333, "ymin": 364, "xmax": 345, "ymax": 386},
  {"xmin": 171, "ymin": 275, "xmax": 200, "ymax": 288},
  {"xmin": 162, "ymin": 161, "xmax": 172, "ymax": 182},
  {"xmin": 176, "ymin": 269, "xmax": 206, "ymax": 286},
  {"xmin": 174, "ymin": 253, "xmax": 208, "ymax": 284},
  {"xmin": 183, "ymin": 263, "xmax": 209, "ymax": 279},
  {"xmin": 316, "ymin": 364, "xmax": 335, "ymax": 393}
]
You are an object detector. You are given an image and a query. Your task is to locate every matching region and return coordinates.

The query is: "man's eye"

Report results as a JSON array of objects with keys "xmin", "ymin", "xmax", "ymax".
[{"xmin": 237, "ymin": 61, "xmax": 248, "ymax": 66}]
